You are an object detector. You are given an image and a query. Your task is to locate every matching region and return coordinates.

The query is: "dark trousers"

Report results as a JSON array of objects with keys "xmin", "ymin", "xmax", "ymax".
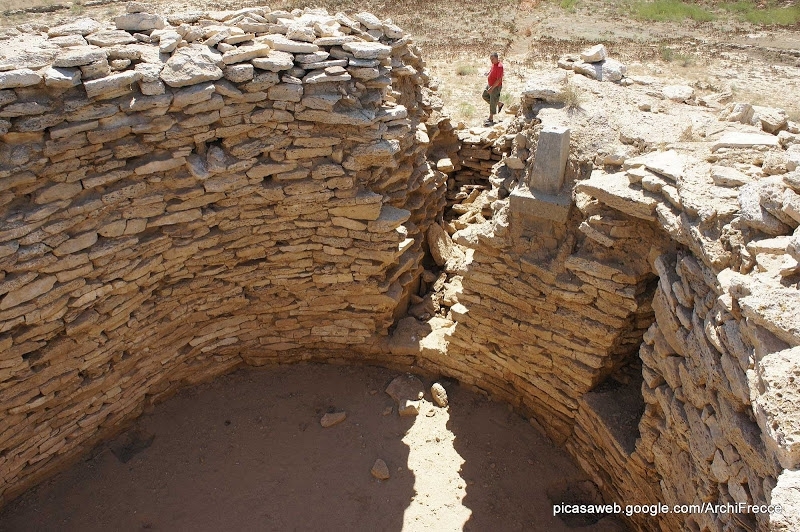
[{"xmin": 482, "ymin": 85, "xmax": 502, "ymax": 116}]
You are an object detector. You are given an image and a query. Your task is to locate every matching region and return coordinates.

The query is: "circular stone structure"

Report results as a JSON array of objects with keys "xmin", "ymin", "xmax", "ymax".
[
  {"xmin": 1, "ymin": 4, "xmax": 800, "ymax": 532},
  {"xmin": 0, "ymin": 364, "xmax": 626, "ymax": 532}
]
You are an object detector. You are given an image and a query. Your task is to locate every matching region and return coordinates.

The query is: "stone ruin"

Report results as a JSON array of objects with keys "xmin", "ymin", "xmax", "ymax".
[{"xmin": 0, "ymin": 6, "xmax": 799, "ymax": 532}]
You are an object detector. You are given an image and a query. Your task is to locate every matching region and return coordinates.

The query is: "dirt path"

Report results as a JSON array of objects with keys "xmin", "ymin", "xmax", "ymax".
[{"xmin": 0, "ymin": 364, "xmax": 627, "ymax": 531}]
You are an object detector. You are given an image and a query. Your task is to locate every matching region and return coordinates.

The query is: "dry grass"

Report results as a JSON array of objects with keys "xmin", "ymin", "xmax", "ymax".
[
  {"xmin": 557, "ymin": 81, "xmax": 584, "ymax": 111},
  {"xmin": 456, "ymin": 64, "xmax": 477, "ymax": 76},
  {"xmin": 0, "ymin": 0, "xmax": 51, "ymax": 10},
  {"xmin": 269, "ymin": 0, "xmax": 518, "ymax": 55},
  {"xmin": 2, "ymin": 0, "xmax": 800, "ymax": 125}
]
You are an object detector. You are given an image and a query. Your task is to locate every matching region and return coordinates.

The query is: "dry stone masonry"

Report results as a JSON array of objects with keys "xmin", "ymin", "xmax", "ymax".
[
  {"xmin": 1, "ymin": 8, "xmax": 799, "ymax": 532},
  {"xmin": 0, "ymin": 5, "xmax": 451, "ymax": 505},
  {"xmin": 407, "ymin": 50, "xmax": 800, "ymax": 531}
]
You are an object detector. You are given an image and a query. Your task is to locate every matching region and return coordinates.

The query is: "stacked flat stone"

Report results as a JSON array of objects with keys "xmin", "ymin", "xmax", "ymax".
[
  {"xmin": 422, "ymin": 101, "xmax": 799, "ymax": 531},
  {"xmin": 0, "ymin": 7, "xmax": 449, "ymax": 506},
  {"xmin": 571, "ymin": 128, "xmax": 800, "ymax": 530},
  {"xmin": 440, "ymin": 210, "xmax": 660, "ymax": 442},
  {"xmin": 441, "ymin": 128, "xmax": 509, "ymax": 215},
  {"xmin": 454, "ymin": 128, "xmax": 506, "ymax": 176},
  {"xmin": 556, "ymin": 44, "xmax": 628, "ymax": 83}
]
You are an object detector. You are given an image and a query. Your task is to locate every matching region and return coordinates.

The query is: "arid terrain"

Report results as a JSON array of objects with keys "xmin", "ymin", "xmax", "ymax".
[
  {"xmin": 3, "ymin": 0, "xmax": 800, "ymax": 126},
  {"xmin": 0, "ymin": 1, "xmax": 799, "ymax": 530}
]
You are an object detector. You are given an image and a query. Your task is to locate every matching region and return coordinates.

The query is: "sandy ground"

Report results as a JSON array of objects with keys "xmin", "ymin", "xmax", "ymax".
[{"xmin": 0, "ymin": 364, "xmax": 627, "ymax": 531}]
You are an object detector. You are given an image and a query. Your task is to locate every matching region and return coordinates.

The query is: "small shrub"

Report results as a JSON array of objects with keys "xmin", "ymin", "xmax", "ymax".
[
  {"xmin": 659, "ymin": 46, "xmax": 695, "ymax": 67},
  {"xmin": 674, "ymin": 53, "xmax": 695, "ymax": 67},
  {"xmin": 558, "ymin": 82, "xmax": 583, "ymax": 111},
  {"xmin": 560, "ymin": 0, "xmax": 578, "ymax": 11},
  {"xmin": 459, "ymin": 102, "xmax": 476, "ymax": 118},
  {"xmin": 456, "ymin": 64, "xmax": 477, "ymax": 76}
]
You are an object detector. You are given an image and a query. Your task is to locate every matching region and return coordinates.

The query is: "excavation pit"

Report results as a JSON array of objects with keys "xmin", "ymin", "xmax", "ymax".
[{"xmin": 0, "ymin": 364, "xmax": 626, "ymax": 532}]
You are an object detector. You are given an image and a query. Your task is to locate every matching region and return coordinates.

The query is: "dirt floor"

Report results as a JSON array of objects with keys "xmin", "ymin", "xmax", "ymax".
[{"xmin": 0, "ymin": 364, "xmax": 627, "ymax": 531}]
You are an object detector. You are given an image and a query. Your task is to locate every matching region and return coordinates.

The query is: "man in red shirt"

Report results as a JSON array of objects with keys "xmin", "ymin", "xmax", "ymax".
[{"xmin": 482, "ymin": 52, "xmax": 504, "ymax": 125}]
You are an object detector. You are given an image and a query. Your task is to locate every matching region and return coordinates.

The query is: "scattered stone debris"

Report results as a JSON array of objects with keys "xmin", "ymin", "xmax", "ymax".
[
  {"xmin": 320, "ymin": 411, "xmax": 347, "ymax": 428},
  {"xmin": 371, "ymin": 458, "xmax": 390, "ymax": 480},
  {"xmin": 558, "ymin": 43, "xmax": 627, "ymax": 83},
  {"xmin": 385, "ymin": 374, "xmax": 424, "ymax": 416}
]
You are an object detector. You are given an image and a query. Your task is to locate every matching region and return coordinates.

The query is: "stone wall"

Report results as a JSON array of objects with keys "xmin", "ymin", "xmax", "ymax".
[
  {"xmin": 0, "ymin": 6, "xmax": 451, "ymax": 505},
  {"xmin": 413, "ymin": 95, "xmax": 800, "ymax": 530}
]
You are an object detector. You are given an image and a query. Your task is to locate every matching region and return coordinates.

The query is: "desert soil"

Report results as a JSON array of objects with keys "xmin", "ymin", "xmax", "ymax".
[{"xmin": 0, "ymin": 364, "xmax": 626, "ymax": 531}]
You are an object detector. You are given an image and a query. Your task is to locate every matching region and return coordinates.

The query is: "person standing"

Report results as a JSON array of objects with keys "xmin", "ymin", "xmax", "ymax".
[{"xmin": 482, "ymin": 52, "xmax": 504, "ymax": 126}]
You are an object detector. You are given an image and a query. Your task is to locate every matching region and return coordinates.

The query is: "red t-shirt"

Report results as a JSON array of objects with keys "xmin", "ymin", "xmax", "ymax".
[{"xmin": 488, "ymin": 62, "xmax": 504, "ymax": 87}]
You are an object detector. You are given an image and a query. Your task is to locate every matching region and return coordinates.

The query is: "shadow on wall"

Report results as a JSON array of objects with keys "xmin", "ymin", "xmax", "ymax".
[
  {"xmin": 446, "ymin": 387, "xmax": 630, "ymax": 532},
  {"xmin": 0, "ymin": 364, "xmax": 627, "ymax": 531},
  {"xmin": 0, "ymin": 365, "xmax": 416, "ymax": 532}
]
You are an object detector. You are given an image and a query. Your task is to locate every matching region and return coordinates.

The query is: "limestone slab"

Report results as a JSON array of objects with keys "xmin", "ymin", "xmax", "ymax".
[
  {"xmin": 580, "ymin": 44, "xmax": 607, "ymax": 63},
  {"xmin": 529, "ymin": 125, "xmax": 570, "ymax": 194},
  {"xmin": 48, "ymin": 18, "xmax": 102, "ymax": 37},
  {"xmin": 0, "ymin": 69, "xmax": 42, "ymax": 89},
  {"xmin": 261, "ymin": 34, "xmax": 319, "ymax": 54},
  {"xmin": 115, "ymin": 13, "xmax": 166, "ymax": 31},
  {"xmin": 252, "ymin": 51, "xmax": 295, "ymax": 72},
  {"xmin": 44, "ymin": 66, "xmax": 81, "ymax": 88},
  {"xmin": 84, "ymin": 70, "xmax": 141, "ymax": 100},
  {"xmin": 711, "ymin": 132, "xmax": 780, "ymax": 152},
  {"xmin": 752, "ymin": 346, "xmax": 800, "ymax": 468},
  {"xmin": 509, "ymin": 186, "xmax": 572, "ymax": 223},
  {"xmin": 575, "ymin": 171, "xmax": 659, "ymax": 221},
  {"xmin": 86, "ymin": 30, "xmax": 137, "ymax": 47},
  {"xmin": 160, "ymin": 45, "xmax": 224, "ymax": 88},
  {"xmin": 342, "ymin": 41, "xmax": 392, "ymax": 59},
  {"xmin": 222, "ymin": 43, "xmax": 271, "ymax": 65}
]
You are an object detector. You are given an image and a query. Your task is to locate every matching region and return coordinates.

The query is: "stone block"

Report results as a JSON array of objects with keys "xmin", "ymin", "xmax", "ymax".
[
  {"xmin": 509, "ymin": 185, "xmax": 572, "ymax": 223},
  {"xmin": 0, "ymin": 69, "xmax": 42, "ymax": 89},
  {"xmin": 580, "ymin": 44, "xmax": 607, "ymax": 63},
  {"xmin": 529, "ymin": 125, "xmax": 570, "ymax": 194},
  {"xmin": 115, "ymin": 12, "xmax": 166, "ymax": 32},
  {"xmin": 84, "ymin": 71, "xmax": 142, "ymax": 100},
  {"xmin": 160, "ymin": 45, "xmax": 224, "ymax": 88},
  {"xmin": 711, "ymin": 132, "xmax": 781, "ymax": 152}
]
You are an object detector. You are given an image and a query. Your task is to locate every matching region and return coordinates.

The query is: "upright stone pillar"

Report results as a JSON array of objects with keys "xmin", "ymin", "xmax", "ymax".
[
  {"xmin": 529, "ymin": 125, "xmax": 570, "ymax": 194},
  {"xmin": 508, "ymin": 124, "xmax": 573, "ymax": 252}
]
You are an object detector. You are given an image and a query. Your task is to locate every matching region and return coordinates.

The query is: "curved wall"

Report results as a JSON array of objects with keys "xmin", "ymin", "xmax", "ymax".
[{"xmin": 0, "ymin": 7, "xmax": 448, "ymax": 504}]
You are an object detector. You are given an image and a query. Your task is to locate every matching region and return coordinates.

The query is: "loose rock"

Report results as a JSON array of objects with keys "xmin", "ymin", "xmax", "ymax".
[
  {"xmin": 320, "ymin": 411, "xmax": 347, "ymax": 428},
  {"xmin": 431, "ymin": 383, "xmax": 449, "ymax": 408},
  {"xmin": 371, "ymin": 459, "xmax": 390, "ymax": 480}
]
